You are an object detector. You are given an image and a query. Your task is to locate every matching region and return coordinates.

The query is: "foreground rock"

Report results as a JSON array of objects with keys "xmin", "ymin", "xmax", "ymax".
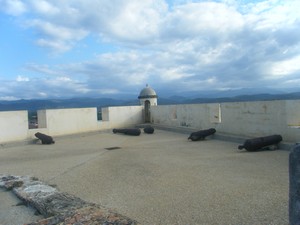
[{"xmin": 0, "ymin": 175, "xmax": 138, "ymax": 225}]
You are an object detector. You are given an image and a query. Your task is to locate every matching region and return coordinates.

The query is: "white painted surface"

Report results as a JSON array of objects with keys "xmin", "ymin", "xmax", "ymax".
[
  {"xmin": 37, "ymin": 110, "xmax": 47, "ymax": 128},
  {"xmin": 0, "ymin": 100, "xmax": 299, "ymax": 144},
  {"xmin": 102, "ymin": 106, "xmax": 143, "ymax": 128},
  {"xmin": 218, "ymin": 101, "xmax": 286, "ymax": 137},
  {"xmin": 286, "ymin": 100, "xmax": 300, "ymax": 127},
  {"xmin": 43, "ymin": 108, "xmax": 98, "ymax": 136},
  {"xmin": 151, "ymin": 103, "xmax": 220, "ymax": 128},
  {"xmin": 0, "ymin": 111, "xmax": 28, "ymax": 143},
  {"xmin": 151, "ymin": 100, "xmax": 300, "ymax": 142},
  {"xmin": 0, "ymin": 106, "xmax": 144, "ymax": 144}
]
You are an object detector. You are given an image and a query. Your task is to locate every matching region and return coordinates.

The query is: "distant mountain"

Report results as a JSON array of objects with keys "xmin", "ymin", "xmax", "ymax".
[
  {"xmin": 161, "ymin": 87, "xmax": 288, "ymax": 99},
  {"xmin": 0, "ymin": 98, "xmax": 139, "ymax": 111},
  {"xmin": 185, "ymin": 92, "xmax": 300, "ymax": 104},
  {"xmin": 1, "ymin": 91, "xmax": 300, "ymax": 112}
]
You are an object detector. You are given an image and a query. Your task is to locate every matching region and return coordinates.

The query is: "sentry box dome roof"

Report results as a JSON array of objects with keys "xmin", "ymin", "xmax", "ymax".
[{"xmin": 138, "ymin": 84, "xmax": 157, "ymax": 99}]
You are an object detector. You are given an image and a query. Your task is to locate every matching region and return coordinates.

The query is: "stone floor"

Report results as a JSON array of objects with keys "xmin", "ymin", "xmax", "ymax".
[{"xmin": 0, "ymin": 129, "xmax": 289, "ymax": 225}]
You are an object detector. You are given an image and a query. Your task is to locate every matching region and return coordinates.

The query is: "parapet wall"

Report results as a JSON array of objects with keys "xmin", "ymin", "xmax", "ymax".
[
  {"xmin": 37, "ymin": 108, "xmax": 99, "ymax": 136},
  {"xmin": 150, "ymin": 100, "xmax": 300, "ymax": 143},
  {"xmin": 0, "ymin": 106, "xmax": 143, "ymax": 144},
  {"xmin": 0, "ymin": 100, "xmax": 299, "ymax": 144},
  {"xmin": 0, "ymin": 110, "xmax": 29, "ymax": 143}
]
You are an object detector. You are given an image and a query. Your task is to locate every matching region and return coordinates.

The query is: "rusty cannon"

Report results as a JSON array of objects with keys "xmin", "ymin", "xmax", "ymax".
[
  {"xmin": 35, "ymin": 132, "xmax": 55, "ymax": 144},
  {"xmin": 188, "ymin": 128, "xmax": 216, "ymax": 141},
  {"xmin": 112, "ymin": 128, "xmax": 141, "ymax": 136},
  {"xmin": 238, "ymin": 134, "xmax": 282, "ymax": 151}
]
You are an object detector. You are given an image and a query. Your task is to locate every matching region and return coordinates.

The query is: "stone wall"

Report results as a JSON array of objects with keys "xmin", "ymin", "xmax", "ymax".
[
  {"xmin": 151, "ymin": 100, "xmax": 300, "ymax": 143},
  {"xmin": 0, "ymin": 100, "xmax": 299, "ymax": 144},
  {"xmin": 0, "ymin": 111, "xmax": 29, "ymax": 143},
  {"xmin": 0, "ymin": 106, "xmax": 143, "ymax": 144}
]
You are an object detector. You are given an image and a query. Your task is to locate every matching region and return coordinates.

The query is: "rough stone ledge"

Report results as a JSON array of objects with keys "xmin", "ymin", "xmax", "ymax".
[{"xmin": 0, "ymin": 174, "xmax": 139, "ymax": 225}]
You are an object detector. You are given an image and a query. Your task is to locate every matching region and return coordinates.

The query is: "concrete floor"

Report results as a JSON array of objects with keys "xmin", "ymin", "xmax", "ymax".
[{"xmin": 0, "ymin": 129, "xmax": 289, "ymax": 225}]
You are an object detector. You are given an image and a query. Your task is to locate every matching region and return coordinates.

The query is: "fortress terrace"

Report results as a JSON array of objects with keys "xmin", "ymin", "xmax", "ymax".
[{"xmin": 0, "ymin": 86, "xmax": 299, "ymax": 224}]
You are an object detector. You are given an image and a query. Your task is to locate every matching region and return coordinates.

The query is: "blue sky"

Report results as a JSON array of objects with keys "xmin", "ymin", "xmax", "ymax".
[{"xmin": 0, "ymin": 0, "xmax": 299, "ymax": 100}]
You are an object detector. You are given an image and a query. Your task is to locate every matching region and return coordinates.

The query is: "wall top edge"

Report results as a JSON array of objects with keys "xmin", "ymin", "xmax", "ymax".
[
  {"xmin": 42, "ymin": 107, "xmax": 97, "ymax": 112},
  {"xmin": 0, "ymin": 110, "xmax": 28, "ymax": 113},
  {"xmin": 105, "ymin": 105, "xmax": 143, "ymax": 109},
  {"xmin": 0, "ymin": 99, "xmax": 298, "ymax": 113},
  {"xmin": 155, "ymin": 99, "xmax": 298, "ymax": 107}
]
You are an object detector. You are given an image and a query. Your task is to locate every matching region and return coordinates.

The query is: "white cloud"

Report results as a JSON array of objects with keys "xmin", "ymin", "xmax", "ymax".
[
  {"xmin": 56, "ymin": 77, "xmax": 71, "ymax": 82},
  {"xmin": 0, "ymin": 0, "xmax": 27, "ymax": 16},
  {"xmin": 269, "ymin": 55, "xmax": 300, "ymax": 77},
  {"xmin": 25, "ymin": 63, "xmax": 67, "ymax": 76},
  {"xmin": 36, "ymin": 39, "xmax": 71, "ymax": 53},
  {"xmin": 243, "ymin": 0, "xmax": 300, "ymax": 31},
  {"xmin": 282, "ymin": 78, "xmax": 300, "ymax": 87},
  {"xmin": 26, "ymin": 19, "xmax": 88, "ymax": 53},
  {"xmin": 161, "ymin": 67, "xmax": 192, "ymax": 81},
  {"xmin": 27, "ymin": 20, "xmax": 88, "ymax": 41},
  {"xmin": 107, "ymin": 0, "xmax": 167, "ymax": 42},
  {"xmin": 12, "ymin": 0, "xmax": 167, "ymax": 52},
  {"xmin": 37, "ymin": 92, "xmax": 48, "ymax": 98},
  {"xmin": 0, "ymin": 96, "xmax": 20, "ymax": 101},
  {"xmin": 0, "ymin": 74, "xmax": 92, "ymax": 99},
  {"xmin": 163, "ymin": 2, "xmax": 244, "ymax": 37},
  {"xmin": 16, "ymin": 75, "xmax": 29, "ymax": 82},
  {"xmin": 1, "ymin": 0, "xmax": 300, "ymax": 98},
  {"xmin": 97, "ymin": 88, "xmax": 120, "ymax": 94},
  {"xmin": 29, "ymin": 0, "xmax": 59, "ymax": 15}
]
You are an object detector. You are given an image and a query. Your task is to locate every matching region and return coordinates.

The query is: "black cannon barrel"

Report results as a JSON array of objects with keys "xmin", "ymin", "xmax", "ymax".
[
  {"xmin": 144, "ymin": 126, "xmax": 154, "ymax": 134},
  {"xmin": 35, "ymin": 132, "xmax": 55, "ymax": 144},
  {"xmin": 112, "ymin": 128, "xmax": 141, "ymax": 136},
  {"xmin": 188, "ymin": 128, "xmax": 216, "ymax": 141},
  {"xmin": 238, "ymin": 134, "xmax": 282, "ymax": 151}
]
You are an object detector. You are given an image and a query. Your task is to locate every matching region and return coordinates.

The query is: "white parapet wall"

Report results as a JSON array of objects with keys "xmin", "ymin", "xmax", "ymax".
[
  {"xmin": 218, "ymin": 100, "xmax": 287, "ymax": 137},
  {"xmin": 101, "ymin": 105, "xmax": 143, "ymax": 128},
  {"xmin": 0, "ymin": 100, "xmax": 299, "ymax": 144},
  {"xmin": 0, "ymin": 105, "xmax": 144, "ymax": 144},
  {"xmin": 38, "ymin": 108, "xmax": 99, "ymax": 136},
  {"xmin": 0, "ymin": 110, "xmax": 29, "ymax": 143},
  {"xmin": 150, "ymin": 103, "xmax": 221, "ymax": 128},
  {"xmin": 36, "ymin": 106, "xmax": 143, "ymax": 136},
  {"xmin": 151, "ymin": 100, "xmax": 300, "ymax": 143}
]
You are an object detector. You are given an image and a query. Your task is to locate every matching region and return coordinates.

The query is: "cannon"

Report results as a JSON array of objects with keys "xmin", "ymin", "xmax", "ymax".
[
  {"xmin": 144, "ymin": 126, "xmax": 154, "ymax": 134},
  {"xmin": 188, "ymin": 128, "xmax": 216, "ymax": 141},
  {"xmin": 112, "ymin": 128, "xmax": 141, "ymax": 136},
  {"xmin": 238, "ymin": 134, "xmax": 282, "ymax": 151},
  {"xmin": 35, "ymin": 132, "xmax": 55, "ymax": 144}
]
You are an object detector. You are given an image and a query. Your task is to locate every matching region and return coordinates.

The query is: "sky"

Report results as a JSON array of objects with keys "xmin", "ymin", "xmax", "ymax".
[{"xmin": 0, "ymin": 0, "xmax": 300, "ymax": 100}]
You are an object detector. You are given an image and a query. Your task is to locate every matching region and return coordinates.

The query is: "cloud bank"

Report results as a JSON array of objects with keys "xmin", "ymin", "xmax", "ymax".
[{"xmin": 0, "ymin": 0, "xmax": 300, "ymax": 99}]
